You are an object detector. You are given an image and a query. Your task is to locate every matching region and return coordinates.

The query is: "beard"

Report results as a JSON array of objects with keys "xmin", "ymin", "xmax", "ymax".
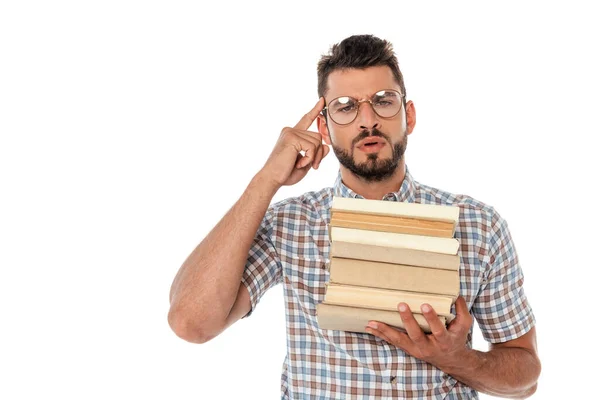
[{"xmin": 331, "ymin": 127, "xmax": 407, "ymax": 182}]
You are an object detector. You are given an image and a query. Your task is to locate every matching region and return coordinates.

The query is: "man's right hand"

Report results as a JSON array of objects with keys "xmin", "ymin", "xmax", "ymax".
[{"xmin": 258, "ymin": 97, "xmax": 330, "ymax": 189}]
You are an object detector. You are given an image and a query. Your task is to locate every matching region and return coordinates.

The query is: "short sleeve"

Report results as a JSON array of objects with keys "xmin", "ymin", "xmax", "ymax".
[
  {"xmin": 241, "ymin": 207, "xmax": 282, "ymax": 318},
  {"xmin": 472, "ymin": 208, "xmax": 536, "ymax": 343}
]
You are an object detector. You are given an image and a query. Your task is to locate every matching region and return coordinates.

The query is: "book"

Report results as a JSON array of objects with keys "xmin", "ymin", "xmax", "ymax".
[
  {"xmin": 331, "ymin": 196, "xmax": 460, "ymax": 238},
  {"xmin": 329, "ymin": 257, "xmax": 460, "ymax": 298},
  {"xmin": 332, "ymin": 196, "xmax": 460, "ymax": 225},
  {"xmin": 330, "ymin": 226, "xmax": 460, "ymax": 254},
  {"xmin": 330, "ymin": 227, "xmax": 460, "ymax": 270},
  {"xmin": 316, "ymin": 303, "xmax": 448, "ymax": 334},
  {"xmin": 323, "ymin": 283, "xmax": 455, "ymax": 319},
  {"xmin": 331, "ymin": 210, "xmax": 455, "ymax": 238},
  {"xmin": 321, "ymin": 197, "xmax": 462, "ymax": 334}
]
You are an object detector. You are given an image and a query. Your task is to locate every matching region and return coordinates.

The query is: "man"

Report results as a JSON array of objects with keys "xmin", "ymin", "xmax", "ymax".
[{"xmin": 168, "ymin": 34, "xmax": 541, "ymax": 399}]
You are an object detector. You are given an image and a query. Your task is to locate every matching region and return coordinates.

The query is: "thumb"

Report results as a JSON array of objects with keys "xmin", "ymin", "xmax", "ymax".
[
  {"xmin": 449, "ymin": 296, "xmax": 472, "ymax": 330},
  {"xmin": 317, "ymin": 145, "xmax": 330, "ymax": 168}
]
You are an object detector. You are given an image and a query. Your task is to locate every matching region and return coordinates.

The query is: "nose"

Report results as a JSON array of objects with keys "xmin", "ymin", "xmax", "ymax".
[{"xmin": 356, "ymin": 101, "xmax": 380, "ymax": 130}]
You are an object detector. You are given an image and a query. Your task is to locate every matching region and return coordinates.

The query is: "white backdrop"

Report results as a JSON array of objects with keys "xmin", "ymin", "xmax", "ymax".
[{"xmin": 1, "ymin": 1, "xmax": 598, "ymax": 399}]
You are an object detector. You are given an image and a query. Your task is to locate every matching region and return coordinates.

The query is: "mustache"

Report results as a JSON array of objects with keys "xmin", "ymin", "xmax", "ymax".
[{"xmin": 352, "ymin": 128, "xmax": 391, "ymax": 146}]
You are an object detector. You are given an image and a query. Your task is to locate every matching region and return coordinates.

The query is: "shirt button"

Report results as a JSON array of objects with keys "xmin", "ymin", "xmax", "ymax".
[{"xmin": 390, "ymin": 376, "xmax": 397, "ymax": 384}]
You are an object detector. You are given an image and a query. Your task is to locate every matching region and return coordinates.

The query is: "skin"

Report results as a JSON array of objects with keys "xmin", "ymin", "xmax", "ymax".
[
  {"xmin": 169, "ymin": 64, "xmax": 541, "ymax": 398},
  {"xmin": 168, "ymin": 97, "xmax": 330, "ymax": 342},
  {"xmin": 366, "ymin": 298, "xmax": 540, "ymax": 398},
  {"xmin": 317, "ymin": 65, "xmax": 416, "ymax": 200},
  {"xmin": 317, "ymin": 65, "xmax": 541, "ymax": 398}
]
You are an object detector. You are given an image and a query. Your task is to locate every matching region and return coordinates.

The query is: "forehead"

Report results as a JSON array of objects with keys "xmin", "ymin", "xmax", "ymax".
[{"xmin": 326, "ymin": 65, "xmax": 399, "ymax": 100}]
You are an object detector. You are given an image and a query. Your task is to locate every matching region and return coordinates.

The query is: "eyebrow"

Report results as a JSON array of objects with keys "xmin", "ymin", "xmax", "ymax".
[{"xmin": 332, "ymin": 89, "xmax": 396, "ymax": 101}]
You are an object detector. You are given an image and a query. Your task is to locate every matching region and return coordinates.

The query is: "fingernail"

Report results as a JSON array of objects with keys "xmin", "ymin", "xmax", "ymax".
[
  {"xmin": 398, "ymin": 304, "xmax": 407, "ymax": 312},
  {"xmin": 421, "ymin": 304, "xmax": 431, "ymax": 313},
  {"xmin": 367, "ymin": 321, "xmax": 378, "ymax": 329}
]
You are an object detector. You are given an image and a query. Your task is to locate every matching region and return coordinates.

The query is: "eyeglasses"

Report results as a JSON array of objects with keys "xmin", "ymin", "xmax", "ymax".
[{"xmin": 323, "ymin": 89, "xmax": 405, "ymax": 125}]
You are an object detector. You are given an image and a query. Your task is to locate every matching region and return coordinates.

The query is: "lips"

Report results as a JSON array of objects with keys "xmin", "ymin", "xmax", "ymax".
[{"xmin": 357, "ymin": 137, "xmax": 386, "ymax": 148}]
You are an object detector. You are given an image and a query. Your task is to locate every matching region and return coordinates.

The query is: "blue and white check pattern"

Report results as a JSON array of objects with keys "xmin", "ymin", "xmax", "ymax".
[{"xmin": 242, "ymin": 165, "xmax": 536, "ymax": 399}]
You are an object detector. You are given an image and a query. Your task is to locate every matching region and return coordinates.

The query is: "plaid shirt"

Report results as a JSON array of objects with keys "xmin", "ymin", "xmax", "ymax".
[{"xmin": 242, "ymin": 165, "xmax": 536, "ymax": 399}]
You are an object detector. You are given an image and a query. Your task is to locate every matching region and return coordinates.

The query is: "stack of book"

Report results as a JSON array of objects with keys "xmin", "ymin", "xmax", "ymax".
[{"xmin": 316, "ymin": 196, "xmax": 461, "ymax": 334}]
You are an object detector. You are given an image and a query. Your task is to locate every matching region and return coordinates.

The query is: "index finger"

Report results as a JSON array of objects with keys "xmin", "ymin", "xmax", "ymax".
[
  {"xmin": 294, "ymin": 97, "xmax": 325, "ymax": 130},
  {"xmin": 420, "ymin": 303, "xmax": 447, "ymax": 338}
]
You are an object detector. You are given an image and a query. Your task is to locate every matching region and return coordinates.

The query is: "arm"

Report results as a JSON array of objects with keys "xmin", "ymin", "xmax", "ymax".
[
  {"xmin": 442, "ymin": 326, "xmax": 540, "ymax": 398},
  {"xmin": 168, "ymin": 97, "xmax": 329, "ymax": 343},
  {"xmin": 167, "ymin": 174, "xmax": 279, "ymax": 343},
  {"xmin": 366, "ymin": 298, "xmax": 541, "ymax": 399},
  {"xmin": 452, "ymin": 209, "xmax": 541, "ymax": 397}
]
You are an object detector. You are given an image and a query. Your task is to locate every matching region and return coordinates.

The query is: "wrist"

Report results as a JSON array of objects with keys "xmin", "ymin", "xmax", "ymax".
[{"xmin": 250, "ymin": 171, "xmax": 281, "ymax": 197}]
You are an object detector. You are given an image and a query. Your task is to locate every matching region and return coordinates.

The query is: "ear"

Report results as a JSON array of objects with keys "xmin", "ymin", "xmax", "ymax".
[
  {"xmin": 405, "ymin": 100, "xmax": 416, "ymax": 135},
  {"xmin": 317, "ymin": 114, "xmax": 332, "ymax": 145}
]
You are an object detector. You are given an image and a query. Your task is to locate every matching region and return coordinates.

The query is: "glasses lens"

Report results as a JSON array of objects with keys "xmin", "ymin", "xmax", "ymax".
[
  {"xmin": 372, "ymin": 90, "xmax": 402, "ymax": 118},
  {"xmin": 328, "ymin": 96, "xmax": 357, "ymax": 125},
  {"xmin": 326, "ymin": 91, "xmax": 403, "ymax": 124}
]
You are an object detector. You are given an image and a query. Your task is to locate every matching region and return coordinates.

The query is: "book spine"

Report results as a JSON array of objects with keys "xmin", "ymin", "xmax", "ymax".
[
  {"xmin": 329, "ymin": 257, "xmax": 459, "ymax": 297},
  {"xmin": 316, "ymin": 303, "xmax": 448, "ymax": 334},
  {"xmin": 331, "ymin": 227, "xmax": 460, "ymax": 254},
  {"xmin": 332, "ymin": 196, "xmax": 460, "ymax": 223},
  {"xmin": 331, "ymin": 241, "xmax": 460, "ymax": 271},
  {"xmin": 323, "ymin": 283, "xmax": 454, "ymax": 317},
  {"xmin": 330, "ymin": 215, "xmax": 454, "ymax": 238}
]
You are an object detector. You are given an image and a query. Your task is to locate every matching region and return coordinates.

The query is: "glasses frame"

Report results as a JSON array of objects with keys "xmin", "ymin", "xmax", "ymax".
[{"xmin": 322, "ymin": 89, "xmax": 406, "ymax": 126}]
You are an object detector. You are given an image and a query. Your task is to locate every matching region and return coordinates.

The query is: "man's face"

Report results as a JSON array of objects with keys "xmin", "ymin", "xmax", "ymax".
[{"xmin": 317, "ymin": 65, "xmax": 415, "ymax": 182}]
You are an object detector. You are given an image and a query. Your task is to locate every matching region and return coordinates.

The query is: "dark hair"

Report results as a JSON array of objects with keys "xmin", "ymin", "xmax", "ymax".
[{"xmin": 317, "ymin": 34, "xmax": 406, "ymax": 106}]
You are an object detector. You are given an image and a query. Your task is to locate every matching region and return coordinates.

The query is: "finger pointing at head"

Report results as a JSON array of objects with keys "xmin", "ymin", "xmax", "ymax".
[{"xmin": 294, "ymin": 97, "xmax": 325, "ymax": 131}]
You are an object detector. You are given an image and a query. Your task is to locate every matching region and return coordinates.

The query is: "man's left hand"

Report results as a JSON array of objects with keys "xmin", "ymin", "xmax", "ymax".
[{"xmin": 365, "ymin": 295, "xmax": 473, "ymax": 370}]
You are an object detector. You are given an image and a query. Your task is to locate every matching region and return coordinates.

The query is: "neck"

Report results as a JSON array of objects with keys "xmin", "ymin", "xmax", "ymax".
[{"xmin": 339, "ymin": 160, "xmax": 406, "ymax": 200}]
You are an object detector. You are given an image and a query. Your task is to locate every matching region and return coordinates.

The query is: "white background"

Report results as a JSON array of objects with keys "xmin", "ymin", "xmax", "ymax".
[{"xmin": 1, "ymin": 1, "xmax": 598, "ymax": 399}]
